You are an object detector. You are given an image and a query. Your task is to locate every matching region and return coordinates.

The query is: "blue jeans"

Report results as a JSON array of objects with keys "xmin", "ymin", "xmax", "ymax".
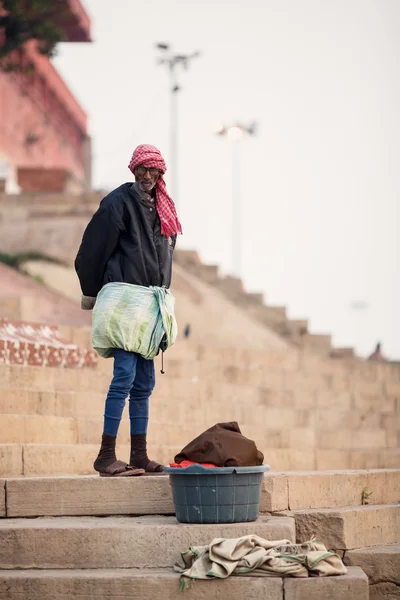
[{"xmin": 103, "ymin": 349, "xmax": 155, "ymax": 436}]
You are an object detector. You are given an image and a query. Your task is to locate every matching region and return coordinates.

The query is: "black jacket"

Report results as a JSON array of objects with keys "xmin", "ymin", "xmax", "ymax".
[{"xmin": 75, "ymin": 183, "xmax": 176, "ymax": 297}]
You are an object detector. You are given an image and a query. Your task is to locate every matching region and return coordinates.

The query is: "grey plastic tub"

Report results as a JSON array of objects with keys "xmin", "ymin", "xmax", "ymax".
[{"xmin": 164, "ymin": 464, "xmax": 270, "ymax": 524}]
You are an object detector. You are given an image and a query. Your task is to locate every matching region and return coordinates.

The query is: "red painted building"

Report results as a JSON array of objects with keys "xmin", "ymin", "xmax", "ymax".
[{"xmin": 0, "ymin": 0, "xmax": 91, "ymax": 192}]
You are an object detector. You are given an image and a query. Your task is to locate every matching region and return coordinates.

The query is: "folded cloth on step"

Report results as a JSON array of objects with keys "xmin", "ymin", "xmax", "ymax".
[
  {"xmin": 174, "ymin": 422, "xmax": 264, "ymax": 467},
  {"xmin": 175, "ymin": 535, "xmax": 347, "ymax": 588},
  {"xmin": 92, "ymin": 282, "xmax": 177, "ymax": 360},
  {"xmin": 169, "ymin": 460, "xmax": 217, "ymax": 468}
]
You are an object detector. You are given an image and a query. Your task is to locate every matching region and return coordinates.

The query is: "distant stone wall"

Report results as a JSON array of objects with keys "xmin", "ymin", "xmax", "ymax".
[{"xmin": 0, "ymin": 184, "xmax": 101, "ymax": 263}]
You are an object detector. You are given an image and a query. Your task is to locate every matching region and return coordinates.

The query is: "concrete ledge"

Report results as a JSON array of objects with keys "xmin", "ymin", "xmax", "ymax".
[
  {"xmin": 0, "ymin": 515, "xmax": 295, "ymax": 569},
  {"xmin": 284, "ymin": 566, "xmax": 368, "ymax": 600},
  {"xmin": 344, "ymin": 543, "xmax": 400, "ymax": 585},
  {"xmin": 0, "ymin": 568, "xmax": 283, "ymax": 600},
  {"xmin": 294, "ymin": 504, "xmax": 400, "ymax": 550}
]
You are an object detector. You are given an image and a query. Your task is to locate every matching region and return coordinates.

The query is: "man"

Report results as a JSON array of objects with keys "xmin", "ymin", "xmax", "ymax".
[
  {"xmin": 75, "ymin": 144, "xmax": 182, "ymax": 476},
  {"xmin": 368, "ymin": 342, "xmax": 386, "ymax": 362}
]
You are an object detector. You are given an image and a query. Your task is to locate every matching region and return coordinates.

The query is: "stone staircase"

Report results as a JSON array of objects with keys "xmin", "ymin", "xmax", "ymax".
[
  {"xmin": 174, "ymin": 249, "xmax": 352, "ymax": 355},
  {"xmin": 1, "ymin": 470, "xmax": 399, "ymax": 599},
  {"xmin": 1, "ymin": 185, "xmax": 399, "ymax": 599},
  {"xmin": 0, "ymin": 322, "xmax": 399, "ymax": 597},
  {"xmin": 1, "ymin": 327, "xmax": 400, "ymax": 476}
]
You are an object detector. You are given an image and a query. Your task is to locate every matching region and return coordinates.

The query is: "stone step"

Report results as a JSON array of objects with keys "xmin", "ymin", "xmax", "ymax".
[
  {"xmin": 344, "ymin": 544, "xmax": 400, "ymax": 600},
  {"xmin": 315, "ymin": 448, "xmax": 400, "ymax": 471},
  {"xmin": 0, "ymin": 360, "xmax": 283, "ymax": 392},
  {"xmin": 282, "ymin": 567, "xmax": 368, "ymax": 600},
  {"xmin": 1, "ymin": 360, "xmax": 399, "ymax": 407},
  {"xmin": 290, "ymin": 504, "xmax": 400, "ymax": 550},
  {"xmin": 1, "ymin": 381, "xmax": 397, "ymax": 441},
  {"xmin": 3, "ymin": 364, "xmax": 398, "ymax": 414},
  {"xmin": 0, "ymin": 364, "xmax": 111, "ymax": 394},
  {"xmin": 0, "ymin": 382, "xmax": 326, "ymax": 425},
  {"xmin": 5, "ymin": 475, "xmax": 175, "ymax": 517},
  {"xmin": 264, "ymin": 469, "xmax": 400, "ymax": 511},
  {"xmin": 0, "ymin": 566, "xmax": 368, "ymax": 600},
  {"xmin": 4, "ymin": 470, "xmax": 399, "ymax": 518},
  {"xmin": 0, "ymin": 443, "xmax": 181, "ymax": 477},
  {"xmin": 2, "ymin": 442, "xmax": 400, "ymax": 477},
  {"xmin": 299, "ymin": 333, "xmax": 332, "ymax": 352},
  {"xmin": 0, "ymin": 515, "xmax": 295, "ymax": 569},
  {"xmin": 0, "ymin": 414, "xmax": 77, "ymax": 444},
  {"xmin": 0, "ymin": 382, "xmax": 397, "ymax": 455},
  {"xmin": 79, "ymin": 419, "xmax": 315, "ymax": 448},
  {"xmin": 2, "ymin": 340, "xmax": 400, "ymax": 386},
  {"xmin": 316, "ymin": 429, "xmax": 389, "ymax": 450}
]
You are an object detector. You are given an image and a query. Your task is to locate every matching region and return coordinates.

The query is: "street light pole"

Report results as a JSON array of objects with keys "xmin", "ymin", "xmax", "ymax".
[
  {"xmin": 156, "ymin": 43, "xmax": 200, "ymax": 212},
  {"xmin": 216, "ymin": 122, "xmax": 257, "ymax": 277},
  {"xmin": 170, "ymin": 64, "xmax": 179, "ymax": 212},
  {"xmin": 231, "ymin": 138, "xmax": 241, "ymax": 276}
]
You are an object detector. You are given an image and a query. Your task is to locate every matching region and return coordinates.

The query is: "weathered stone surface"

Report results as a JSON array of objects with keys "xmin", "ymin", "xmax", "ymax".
[
  {"xmin": 344, "ymin": 544, "xmax": 400, "ymax": 584},
  {"xmin": 0, "ymin": 443, "xmax": 182, "ymax": 477},
  {"xmin": 354, "ymin": 392, "xmax": 396, "ymax": 413},
  {"xmin": 317, "ymin": 429, "xmax": 387, "ymax": 450},
  {"xmin": 22, "ymin": 443, "xmax": 180, "ymax": 477},
  {"xmin": 315, "ymin": 408, "xmax": 381, "ymax": 430},
  {"xmin": 287, "ymin": 470, "xmax": 400, "ymax": 509},
  {"xmin": 315, "ymin": 450, "xmax": 351, "ymax": 470},
  {"xmin": 0, "ymin": 515, "xmax": 295, "ymax": 569},
  {"xmin": 264, "ymin": 449, "xmax": 315, "ymax": 471},
  {"xmin": 0, "ymin": 414, "xmax": 77, "ymax": 444},
  {"xmin": 6, "ymin": 476, "xmax": 175, "ymax": 517},
  {"xmin": 0, "ymin": 389, "xmax": 77, "ymax": 417},
  {"xmin": 287, "ymin": 428, "xmax": 316, "ymax": 450},
  {"xmin": 315, "ymin": 391, "xmax": 353, "ymax": 410},
  {"xmin": 0, "ymin": 444, "xmax": 22, "ymax": 478},
  {"xmin": 0, "ymin": 568, "xmax": 283, "ymax": 600},
  {"xmin": 349, "ymin": 449, "xmax": 400, "ymax": 469},
  {"xmin": 2, "ymin": 365, "xmax": 55, "ymax": 391},
  {"xmin": 294, "ymin": 504, "xmax": 400, "ymax": 550},
  {"xmin": 52, "ymin": 368, "xmax": 110, "ymax": 394},
  {"xmin": 370, "ymin": 581, "xmax": 400, "ymax": 600},
  {"xmin": 7, "ymin": 470, "xmax": 399, "ymax": 518},
  {"xmin": 284, "ymin": 567, "xmax": 368, "ymax": 600},
  {"xmin": 261, "ymin": 473, "xmax": 288, "ymax": 512},
  {"xmin": 0, "ymin": 481, "xmax": 5, "ymax": 518},
  {"xmin": 23, "ymin": 443, "xmax": 124, "ymax": 477}
]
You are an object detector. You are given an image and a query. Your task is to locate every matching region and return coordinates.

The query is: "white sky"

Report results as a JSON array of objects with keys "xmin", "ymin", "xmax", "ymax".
[{"xmin": 53, "ymin": 0, "xmax": 400, "ymax": 359}]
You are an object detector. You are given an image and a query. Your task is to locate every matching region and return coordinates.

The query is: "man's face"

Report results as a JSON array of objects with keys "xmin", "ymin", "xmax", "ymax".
[{"xmin": 134, "ymin": 165, "xmax": 160, "ymax": 193}]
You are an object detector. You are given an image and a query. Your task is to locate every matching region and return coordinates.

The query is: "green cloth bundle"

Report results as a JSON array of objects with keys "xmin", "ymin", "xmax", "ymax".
[{"xmin": 92, "ymin": 282, "xmax": 177, "ymax": 360}]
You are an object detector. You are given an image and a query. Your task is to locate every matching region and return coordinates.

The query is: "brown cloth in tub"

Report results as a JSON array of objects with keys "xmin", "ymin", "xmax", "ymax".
[{"xmin": 174, "ymin": 422, "xmax": 264, "ymax": 467}]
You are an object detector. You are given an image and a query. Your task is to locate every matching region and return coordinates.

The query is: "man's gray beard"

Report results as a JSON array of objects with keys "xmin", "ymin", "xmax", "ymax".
[{"xmin": 134, "ymin": 180, "xmax": 154, "ymax": 199}]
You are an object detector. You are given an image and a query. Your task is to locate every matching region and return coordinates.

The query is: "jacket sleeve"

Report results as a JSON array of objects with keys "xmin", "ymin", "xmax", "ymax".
[{"xmin": 75, "ymin": 203, "xmax": 124, "ymax": 297}]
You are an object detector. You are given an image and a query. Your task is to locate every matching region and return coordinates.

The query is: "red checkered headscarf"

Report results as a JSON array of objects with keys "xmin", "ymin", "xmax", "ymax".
[{"xmin": 128, "ymin": 144, "xmax": 182, "ymax": 237}]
